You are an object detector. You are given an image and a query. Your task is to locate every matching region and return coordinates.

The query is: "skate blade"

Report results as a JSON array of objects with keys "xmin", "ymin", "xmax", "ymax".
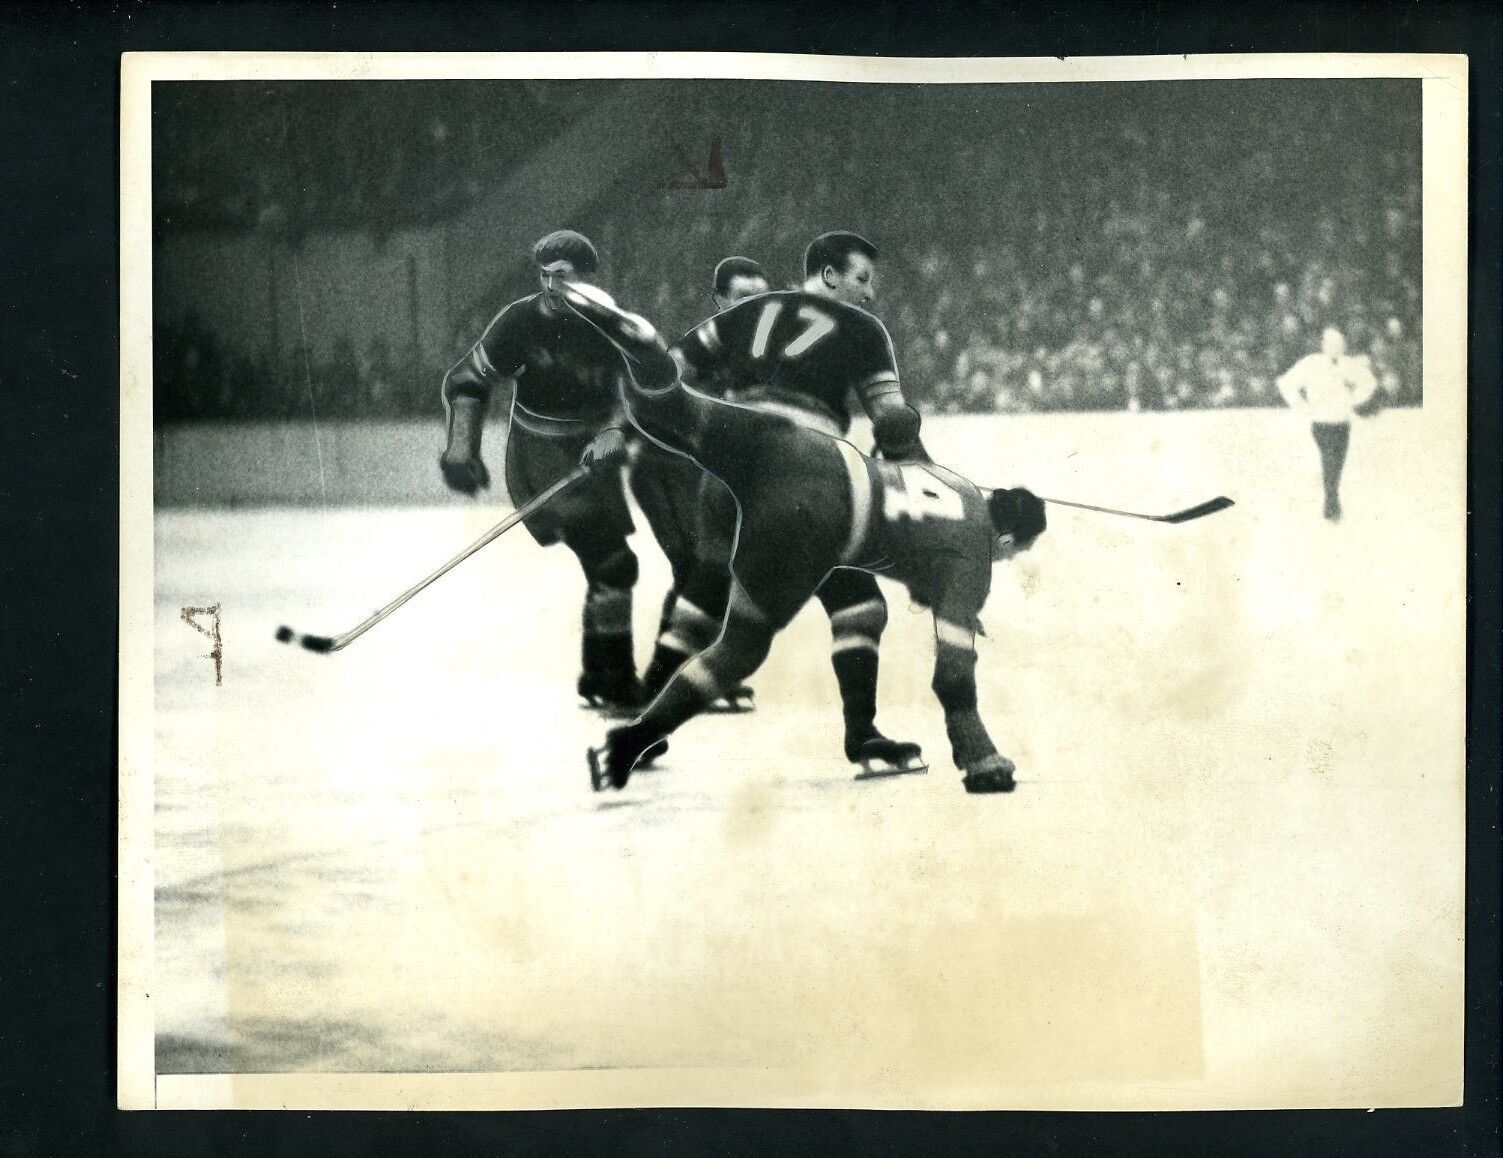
[
  {"xmin": 705, "ymin": 695, "xmax": 755, "ymax": 715},
  {"xmin": 587, "ymin": 746, "xmax": 609, "ymax": 792},
  {"xmin": 588, "ymin": 738, "xmax": 669, "ymax": 793},
  {"xmin": 853, "ymin": 759, "xmax": 928, "ymax": 781},
  {"xmin": 579, "ymin": 698, "xmax": 644, "ymax": 720}
]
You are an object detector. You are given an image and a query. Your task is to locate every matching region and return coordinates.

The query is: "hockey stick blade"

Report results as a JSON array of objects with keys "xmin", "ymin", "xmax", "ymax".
[
  {"xmin": 275, "ymin": 625, "xmax": 340, "ymax": 653},
  {"xmin": 1038, "ymin": 494, "xmax": 1235, "ymax": 524},
  {"xmin": 1156, "ymin": 495, "xmax": 1235, "ymax": 524},
  {"xmin": 273, "ymin": 465, "xmax": 589, "ymax": 658}
]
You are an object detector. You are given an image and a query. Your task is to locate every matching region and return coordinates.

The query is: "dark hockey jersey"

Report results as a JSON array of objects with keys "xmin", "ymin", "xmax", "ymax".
[
  {"xmin": 451, "ymin": 292, "xmax": 627, "ymax": 427},
  {"xmin": 673, "ymin": 290, "xmax": 901, "ymax": 432}
]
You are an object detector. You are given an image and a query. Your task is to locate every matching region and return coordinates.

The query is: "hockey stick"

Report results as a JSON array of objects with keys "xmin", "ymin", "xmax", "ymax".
[
  {"xmin": 1037, "ymin": 494, "xmax": 1235, "ymax": 524},
  {"xmin": 275, "ymin": 465, "xmax": 590, "ymax": 654}
]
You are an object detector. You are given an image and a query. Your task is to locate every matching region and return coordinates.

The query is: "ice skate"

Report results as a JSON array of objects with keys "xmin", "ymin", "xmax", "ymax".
[
  {"xmin": 706, "ymin": 685, "xmax": 756, "ymax": 714},
  {"xmin": 587, "ymin": 725, "xmax": 669, "ymax": 792},
  {"xmin": 577, "ymin": 670, "xmax": 645, "ymax": 718},
  {"xmin": 961, "ymin": 753, "xmax": 1017, "ymax": 794},
  {"xmin": 849, "ymin": 732, "xmax": 927, "ymax": 780}
]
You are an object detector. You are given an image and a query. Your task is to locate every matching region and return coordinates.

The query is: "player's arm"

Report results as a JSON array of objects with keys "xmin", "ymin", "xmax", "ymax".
[
  {"xmin": 439, "ymin": 307, "xmax": 520, "ymax": 495},
  {"xmin": 669, "ymin": 314, "xmax": 727, "ymax": 393},
  {"xmin": 1276, "ymin": 357, "xmax": 1309, "ymax": 411},
  {"xmin": 866, "ymin": 393, "xmax": 930, "ymax": 462},
  {"xmin": 852, "ymin": 316, "xmax": 930, "ymax": 461}
]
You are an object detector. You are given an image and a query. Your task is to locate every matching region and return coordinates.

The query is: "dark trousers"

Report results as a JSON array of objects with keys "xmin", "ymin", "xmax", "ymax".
[{"xmin": 1312, "ymin": 422, "xmax": 1351, "ymax": 514}]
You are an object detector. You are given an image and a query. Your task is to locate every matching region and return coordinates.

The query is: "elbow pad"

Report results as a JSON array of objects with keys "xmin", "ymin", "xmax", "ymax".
[
  {"xmin": 443, "ymin": 356, "xmax": 491, "ymax": 406},
  {"xmin": 873, "ymin": 405, "xmax": 925, "ymax": 460}
]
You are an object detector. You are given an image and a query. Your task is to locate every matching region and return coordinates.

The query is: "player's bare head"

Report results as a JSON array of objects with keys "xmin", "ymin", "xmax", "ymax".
[
  {"xmin": 533, "ymin": 229, "xmax": 599, "ymax": 302},
  {"xmin": 712, "ymin": 256, "xmax": 770, "ymax": 310},
  {"xmin": 1320, "ymin": 326, "xmax": 1347, "ymax": 359},
  {"xmin": 987, "ymin": 488, "xmax": 1047, "ymax": 562},
  {"xmin": 803, "ymin": 230, "xmax": 878, "ymax": 307}
]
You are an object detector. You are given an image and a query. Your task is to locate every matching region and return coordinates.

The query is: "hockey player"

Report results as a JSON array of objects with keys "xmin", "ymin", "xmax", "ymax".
[
  {"xmin": 638, "ymin": 231, "xmax": 932, "ymax": 775},
  {"xmin": 630, "ymin": 257, "xmax": 771, "ymax": 712},
  {"xmin": 560, "ymin": 279, "xmax": 1046, "ymax": 795},
  {"xmin": 440, "ymin": 230, "xmax": 643, "ymax": 712}
]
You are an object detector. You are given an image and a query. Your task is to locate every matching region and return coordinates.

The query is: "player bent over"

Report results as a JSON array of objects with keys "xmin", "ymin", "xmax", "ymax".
[
  {"xmin": 440, "ymin": 230, "xmax": 643, "ymax": 713},
  {"xmin": 641, "ymin": 232, "xmax": 932, "ymax": 774},
  {"xmin": 562, "ymin": 281, "xmax": 1046, "ymax": 794},
  {"xmin": 628, "ymin": 256, "xmax": 771, "ymax": 712}
]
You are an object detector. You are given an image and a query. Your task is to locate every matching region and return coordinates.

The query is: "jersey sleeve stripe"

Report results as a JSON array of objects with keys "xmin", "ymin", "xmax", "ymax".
[{"xmin": 858, "ymin": 372, "xmax": 902, "ymax": 397}]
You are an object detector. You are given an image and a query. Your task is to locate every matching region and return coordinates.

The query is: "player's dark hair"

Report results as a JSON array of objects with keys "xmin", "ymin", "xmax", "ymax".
[
  {"xmin": 532, "ymin": 229, "xmax": 599, "ymax": 274},
  {"xmin": 803, "ymin": 230, "xmax": 878, "ymax": 281},
  {"xmin": 713, "ymin": 256, "xmax": 766, "ymax": 298},
  {"xmin": 988, "ymin": 488, "xmax": 1047, "ymax": 545}
]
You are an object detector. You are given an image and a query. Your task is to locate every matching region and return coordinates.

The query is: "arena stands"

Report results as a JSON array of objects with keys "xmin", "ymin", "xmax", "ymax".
[{"xmin": 153, "ymin": 80, "xmax": 1421, "ymax": 421}]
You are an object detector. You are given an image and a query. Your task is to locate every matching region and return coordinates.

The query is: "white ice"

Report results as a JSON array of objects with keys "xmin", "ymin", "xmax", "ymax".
[{"xmin": 147, "ymin": 410, "xmax": 1465, "ymax": 1108}]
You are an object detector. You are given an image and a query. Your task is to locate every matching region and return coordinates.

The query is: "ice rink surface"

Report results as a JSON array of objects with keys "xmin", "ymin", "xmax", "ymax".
[{"xmin": 147, "ymin": 410, "xmax": 1465, "ymax": 1108}]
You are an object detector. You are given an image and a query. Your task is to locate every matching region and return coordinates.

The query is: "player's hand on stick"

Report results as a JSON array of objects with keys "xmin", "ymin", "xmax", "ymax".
[
  {"xmin": 439, "ymin": 448, "xmax": 491, "ymax": 496},
  {"xmin": 580, "ymin": 426, "xmax": 628, "ymax": 471}
]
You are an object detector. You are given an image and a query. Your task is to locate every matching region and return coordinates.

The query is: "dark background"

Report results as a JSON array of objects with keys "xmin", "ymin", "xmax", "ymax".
[
  {"xmin": 2, "ymin": 2, "xmax": 1497, "ymax": 1155},
  {"xmin": 153, "ymin": 78, "xmax": 1421, "ymax": 423}
]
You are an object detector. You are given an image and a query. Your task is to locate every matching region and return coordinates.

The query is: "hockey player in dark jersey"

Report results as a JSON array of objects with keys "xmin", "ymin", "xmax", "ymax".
[
  {"xmin": 440, "ymin": 230, "xmax": 643, "ymax": 713},
  {"xmin": 639, "ymin": 231, "xmax": 930, "ymax": 775},
  {"xmin": 559, "ymin": 278, "xmax": 1046, "ymax": 794},
  {"xmin": 629, "ymin": 257, "xmax": 770, "ymax": 713}
]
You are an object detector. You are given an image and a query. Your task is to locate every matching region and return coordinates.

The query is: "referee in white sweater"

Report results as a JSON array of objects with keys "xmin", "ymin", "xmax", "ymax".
[{"xmin": 1277, "ymin": 327, "xmax": 1378, "ymax": 522}]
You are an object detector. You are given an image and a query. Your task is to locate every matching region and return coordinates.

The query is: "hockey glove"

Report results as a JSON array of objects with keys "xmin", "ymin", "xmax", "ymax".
[
  {"xmin": 439, "ymin": 448, "xmax": 491, "ymax": 496},
  {"xmin": 871, "ymin": 404, "xmax": 931, "ymax": 462},
  {"xmin": 580, "ymin": 426, "xmax": 628, "ymax": 471}
]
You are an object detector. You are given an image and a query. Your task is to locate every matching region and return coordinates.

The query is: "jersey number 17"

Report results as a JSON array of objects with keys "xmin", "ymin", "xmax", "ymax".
[{"xmin": 750, "ymin": 301, "xmax": 836, "ymax": 359}]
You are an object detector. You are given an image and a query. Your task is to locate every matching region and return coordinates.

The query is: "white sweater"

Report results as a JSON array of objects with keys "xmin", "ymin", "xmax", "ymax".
[{"xmin": 1277, "ymin": 352, "xmax": 1378, "ymax": 424}]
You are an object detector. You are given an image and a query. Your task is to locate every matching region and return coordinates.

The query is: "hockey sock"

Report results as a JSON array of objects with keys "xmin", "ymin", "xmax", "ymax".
[
  {"xmin": 635, "ymin": 662, "xmax": 717, "ymax": 740},
  {"xmin": 582, "ymin": 584, "xmax": 635, "ymax": 682},
  {"xmin": 932, "ymin": 638, "xmax": 997, "ymax": 767},
  {"xmin": 826, "ymin": 597, "xmax": 887, "ymax": 748},
  {"xmin": 945, "ymin": 707, "xmax": 1000, "ymax": 769},
  {"xmin": 833, "ymin": 648, "xmax": 881, "ymax": 749},
  {"xmin": 640, "ymin": 599, "xmax": 774, "ymax": 736},
  {"xmin": 642, "ymin": 596, "xmax": 720, "ymax": 694}
]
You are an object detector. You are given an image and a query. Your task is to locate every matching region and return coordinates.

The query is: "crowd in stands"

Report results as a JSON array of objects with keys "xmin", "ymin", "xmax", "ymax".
[
  {"xmin": 154, "ymin": 81, "xmax": 594, "ymax": 238},
  {"xmin": 585, "ymin": 82, "xmax": 1422, "ymax": 415},
  {"xmin": 156, "ymin": 313, "xmax": 423, "ymax": 421},
  {"xmin": 155, "ymin": 81, "xmax": 1422, "ymax": 421}
]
